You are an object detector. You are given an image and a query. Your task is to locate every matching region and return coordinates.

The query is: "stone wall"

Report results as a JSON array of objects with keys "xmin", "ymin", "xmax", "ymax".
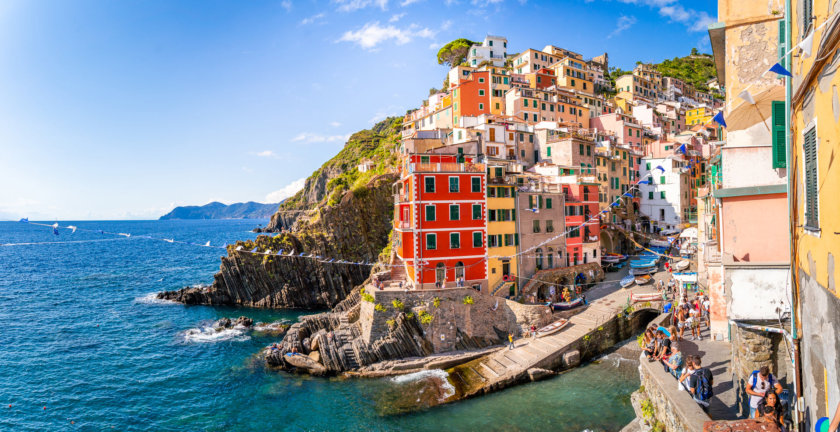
[
  {"xmin": 730, "ymin": 324, "xmax": 793, "ymax": 418},
  {"xmin": 637, "ymin": 313, "xmax": 711, "ymax": 432}
]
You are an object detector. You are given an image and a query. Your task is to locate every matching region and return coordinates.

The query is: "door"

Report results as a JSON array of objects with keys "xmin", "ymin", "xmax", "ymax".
[
  {"xmin": 435, "ymin": 263, "xmax": 446, "ymax": 283},
  {"xmin": 402, "ymin": 208, "xmax": 409, "ymax": 226},
  {"xmin": 489, "ymin": 128, "xmax": 496, "ymax": 142},
  {"xmin": 502, "ymin": 261, "xmax": 510, "ymax": 279}
]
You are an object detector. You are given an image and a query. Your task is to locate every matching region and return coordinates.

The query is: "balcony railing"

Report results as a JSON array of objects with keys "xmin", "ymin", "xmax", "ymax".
[{"xmin": 409, "ymin": 162, "xmax": 485, "ymax": 173}]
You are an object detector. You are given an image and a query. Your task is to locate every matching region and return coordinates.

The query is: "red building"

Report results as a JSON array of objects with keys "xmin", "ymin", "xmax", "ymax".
[
  {"xmin": 561, "ymin": 181, "xmax": 602, "ymax": 266},
  {"xmin": 393, "ymin": 153, "xmax": 487, "ymax": 290}
]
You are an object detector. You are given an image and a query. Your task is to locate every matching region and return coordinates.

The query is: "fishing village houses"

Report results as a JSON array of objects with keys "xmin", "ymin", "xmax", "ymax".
[{"xmin": 381, "ymin": 17, "xmax": 840, "ymax": 427}]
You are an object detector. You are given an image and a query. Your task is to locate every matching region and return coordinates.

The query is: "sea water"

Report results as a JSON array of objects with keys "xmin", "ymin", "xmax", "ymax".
[{"xmin": 0, "ymin": 220, "xmax": 639, "ymax": 431}]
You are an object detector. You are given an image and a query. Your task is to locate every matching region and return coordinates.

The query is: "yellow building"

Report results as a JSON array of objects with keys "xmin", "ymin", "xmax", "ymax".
[
  {"xmin": 549, "ymin": 57, "xmax": 593, "ymax": 94},
  {"xmin": 486, "ymin": 165, "xmax": 518, "ymax": 297},
  {"xmin": 789, "ymin": 0, "xmax": 840, "ymax": 423},
  {"xmin": 685, "ymin": 106, "xmax": 713, "ymax": 126}
]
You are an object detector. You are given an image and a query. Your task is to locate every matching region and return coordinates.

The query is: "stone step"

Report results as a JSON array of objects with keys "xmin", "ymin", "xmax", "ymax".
[
  {"xmin": 479, "ymin": 362, "xmax": 500, "ymax": 378},
  {"xmin": 495, "ymin": 354, "xmax": 518, "ymax": 369},
  {"xmin": 467, "ymin": 366, "xmax": 487, "ymax": 382},
  {"xmin": 488, "ymin": 358, "xmax": 508, "ymax": 373}
]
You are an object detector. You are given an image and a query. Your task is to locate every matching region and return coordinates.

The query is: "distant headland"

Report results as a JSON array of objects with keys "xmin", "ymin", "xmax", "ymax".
[{"xmin": 159, "ymin": 201, "xmax": 281, "ymax": 220}]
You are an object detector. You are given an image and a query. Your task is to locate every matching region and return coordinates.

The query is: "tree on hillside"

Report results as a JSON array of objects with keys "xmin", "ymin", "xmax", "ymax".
[{"xmin": 437, "ymin": 38, "xmax": 476, "ymax": 67}]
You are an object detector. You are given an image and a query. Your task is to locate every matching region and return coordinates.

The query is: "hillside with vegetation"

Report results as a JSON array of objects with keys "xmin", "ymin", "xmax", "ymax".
[{"xmin": 654, "ymin": 49, "xmax": 720, "ymax": 94}]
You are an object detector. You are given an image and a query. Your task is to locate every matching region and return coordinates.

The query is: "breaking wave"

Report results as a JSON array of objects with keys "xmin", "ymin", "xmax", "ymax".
[
  {"xmin": 390, "ymin": 369, "xmax": 455, "ymax": 401},
  {"xmin": 180, "ymin": 323, "xmax": 250, "ymax": 343}
]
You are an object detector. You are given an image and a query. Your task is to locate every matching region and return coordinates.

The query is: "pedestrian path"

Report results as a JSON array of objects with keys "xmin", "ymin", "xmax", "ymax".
[{"xmin": 454, "ymin": 284, "xmax": 664, "ymax": 395}]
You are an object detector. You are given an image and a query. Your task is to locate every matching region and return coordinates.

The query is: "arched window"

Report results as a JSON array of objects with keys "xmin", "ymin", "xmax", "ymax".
[
  {"xmin": 547, "ymin": 247, "xmax": 554, "ymax": 268},
  {"xmin": 436, "ymin": 263, "xmax": 446, "ymax": 283},
  {"xmin": 536, "ymin": 248, "xmax": 544, "ymax": 271},
  {"xmin": 455, "ymin": 261, "xmax": 465, "ymax": 281}
]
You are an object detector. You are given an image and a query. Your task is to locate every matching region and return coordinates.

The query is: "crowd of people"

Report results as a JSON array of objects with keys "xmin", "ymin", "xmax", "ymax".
[{"xmin": 642, "ymin": 324, "xmax": 714, "ymax": 413}]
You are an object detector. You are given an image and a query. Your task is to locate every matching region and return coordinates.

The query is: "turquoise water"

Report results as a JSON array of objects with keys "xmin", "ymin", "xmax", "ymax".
[{"xmin": 0, "ymin": 220, "xmax": 639, "ymax": 431}]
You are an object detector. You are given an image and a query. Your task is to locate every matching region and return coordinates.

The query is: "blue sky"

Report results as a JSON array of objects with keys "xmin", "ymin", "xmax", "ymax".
[{"xmin": 0, "ymin": 0, "xmax": 715, "ymax": 220}]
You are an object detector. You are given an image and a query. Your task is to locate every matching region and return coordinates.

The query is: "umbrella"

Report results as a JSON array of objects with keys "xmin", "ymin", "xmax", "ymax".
[
  {"xmin": 657, "ymin": 326, "xmax": 671, "ymax": 337},
  {"xmin": 726, "ymin": 85, "xmax": 784, "ymax": 131}
]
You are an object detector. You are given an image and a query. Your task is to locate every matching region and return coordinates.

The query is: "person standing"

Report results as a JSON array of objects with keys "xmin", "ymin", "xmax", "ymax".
[
  {"xmin": 757, "ymin": 391, "xmax": 785, "ymax": 429},
  {"xmin": 688, "ymin": 357, "xmax": 714, "ymax": 413},
  {"xmin": 746, "ymin": 366, "xmax": 783, "ymax": 418},
  {"xmin": 676, "ymin": 305, "xmax": 688, "ymax": 341},
  {"xmin": 508, "ymin": 332, "xmax": 515, "ymax": 350}
]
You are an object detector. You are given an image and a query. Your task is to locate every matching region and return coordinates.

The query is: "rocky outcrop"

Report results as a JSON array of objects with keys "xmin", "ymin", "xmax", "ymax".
[
  {"xmin": 158, "ymin": 174, "xmax": 396, "ymax": 309},
  {"xmin": 265, "ymin": 288, "xmax": 552, "ymax": 375}
]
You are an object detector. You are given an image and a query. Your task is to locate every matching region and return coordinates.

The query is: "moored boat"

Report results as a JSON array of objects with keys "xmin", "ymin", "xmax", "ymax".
[
  {"xmin": 630, "ymin": 259, "xmax": 657, "ymax": 268},
  {"xmin": 536, "ymin": 318, "xmax": 570, "ymax": 337},
  {"xmin": 631, "ymin": 292, "xmax": 664, "ymax": 302},
  {"xmin": 630, "ymin": 266, "xmax": 657, "ymax": 275},
  {"xmin": 549, "ymin": 297, "xmax": 585, "ymax": 311},
  {"xmin": 620, "ymin": 275, "xmax": 635, "ymax": 288},
  {"xmin": 649, "ymin": 239, "xmax": 671, "ymax": 248},
  {"xmin": 634, "ymin": 274, "xmax": 652, "ymax": 285},
  {"xmin": 674, "ymin": 260, "xmax": 690, "ymax": 271}
]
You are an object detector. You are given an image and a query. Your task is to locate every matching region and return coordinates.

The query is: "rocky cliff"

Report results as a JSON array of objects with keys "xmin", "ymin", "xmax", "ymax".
[{"xmin": 158, "ymin": 173, "xmax": 397, "ymax": 309}]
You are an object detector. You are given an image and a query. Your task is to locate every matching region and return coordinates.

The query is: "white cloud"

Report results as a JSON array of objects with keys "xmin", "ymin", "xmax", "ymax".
[
  {"xmin": 338, "ymin": 21, "xmax": 437, "ymax": 49},
  {"xmin": 333, "ymin": 0, "xmax": 388, "ymax": 12},
  {"xmin": 255, "ymin": 150, "xmax": 277, "ymax": 158},
  {"xmin": 429, "ymin": 41, "xmax": 442, "ymax": 50},
  {"xmin": 608, "ymin": 15, "xmax": 637, "ymax": 38},
  {"xmin": 329, "ymin": 121, "xmax": 341, "ymax": 127},
  {"xmin": 291, "ymin": 132, "xmax": 350, "ymax": 143},
  {"xmin": 470, "ymin": 0, "xmax": 503, "ymax": 5},
  {"xmin": 389, "ymin": 12, "xmax": 406, "ymax": 22},
  {"xmin": 400, "ymin": 0, "xmax": 422, "ymax": 5},
  {"xmin": 281, "ymin": 0, "xmax": 292, "ymax": 11},
  {"xmin": 265, "ymin": 178, "xmax": 306, "ymax": 203},
  {"xmin": 615, "ymin": 0, "xmax": 714, "ymax": 33},
  {"xmin": 300, "ymin": 12, "xmax": 325, "ymax": 25}
]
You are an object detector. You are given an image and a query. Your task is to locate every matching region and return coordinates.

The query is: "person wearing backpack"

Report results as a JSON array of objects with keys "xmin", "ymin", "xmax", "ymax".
[
  {"xmin": 688, "ymin": 356, "xmax": 714, "ymax": 413},
  {"xmin": 746, "ymin": 366, "xmax": 784, "ymax": 418}
]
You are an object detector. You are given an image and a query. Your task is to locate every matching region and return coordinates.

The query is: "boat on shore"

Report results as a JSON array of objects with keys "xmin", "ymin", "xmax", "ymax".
[
  {"xmin": 536, "ymin": 318, "xmax": 570, "ymax": 337},
  {"xmin": 548, "ymin": 297, "xmax": 585, "ymax": 311},
  {"xmin": 631, "ymin": 292, "xmax": 664, "ymax": 302},
  {"xmin": 630, "ymin": 266, "xmax": 657, "ymax": 276},
  {"xmin": 620, "ymin": 275, "xmax": 635, "ymax": 288},
  {"xmin": 634, "ymin": 274, "xmax": 652, "ymax": 285},
  {"xmin": 630, "ymin": 258, "xmax": 657, "ymax": 268},
  {"xmin": 674, "ymin": 260, "xmax": 690, "ymax": 271},
  {"xmin": 649, "ymin": 239, "xmax": 671, "ymax": 248}
]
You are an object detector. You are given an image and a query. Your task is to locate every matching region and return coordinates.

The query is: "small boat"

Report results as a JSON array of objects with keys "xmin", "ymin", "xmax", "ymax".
[
  {"xmin": 630, "ymin": 266, "xmax": 657, "ymax": 276},
  {"xmin": 605, "ymin": 253, "xmax": 628, "ymax": 261},
  {"xmin": 549, "ymin": 297, "xmax": 585, "ymax": 311},
  {"xmin": 649, "ymin": 239, "xmax": 671, "ymax": 248},
  {"xmin": 634, "ymin": 274, "xmax": 652, "ymax": 285},
  {"xmin": 602, "ymin": 256, "xmax": 621, "ymax": 264},
  {"xmin": 674, "ymin": 260, "xmax": 690, "ymax": 271},
  {"xmin": 536, "ymin": 318, "xmax": 570, "ymax": 337},
  {"xmin": 630, "ymin": 259, "xmax": 657, "ymax": 268},
  {"xmin": 284, "ymin": 352, "xmax": 327, "ymax": 374},
  {"xmin": 632, "ymin": 291, "xmax": 664, "ymax": 302},
  {"xmin": 660, "ymin": 229, "xmax": 680, "ymax": 236},
  {"xmin": 620, "ymin": 275, "xmax": 635, "ymax": 288}
]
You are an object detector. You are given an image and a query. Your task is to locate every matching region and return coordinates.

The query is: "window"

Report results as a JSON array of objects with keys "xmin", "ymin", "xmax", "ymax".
[
  {"xmin": 579, "ymin": 143, "xmax": 584, "ymax": 154},
  {"xmin": 472, "ymin": 231, "xmax": 483, "ymax": 247},
  {"xmin": 532, "ymin": 220, "xmax": 541, "ymax": 233},
  {"xmin": 771, "ymin": 101, "xmax": 787, "ymax": 168},
  {"xmin": 478, "ymin": 103, "xmax": 484, "ymax": 110},
  {"xmin": 450, "ymin": 204, "xmax": 460, "ymax": 221},
  {"xmin": 425, "ymin": 205, "xmax": 436, "ymax": 221},
  {"xmin": 802, "ymin": 0, "xmax": 813, "ymax": 35},
  {"xmin": 426, "ymin": 233, "xmax": 437, "ymax": 250},
  {"xmin": 450, "ymin": 233, "xmax": 460, "ymax": 249},
  {"xmin": 547, "ymin": 146, "xmax": 552, "ymax": 157},
  {"xmin": 546, "ymin": 220, "xmax": 554, "ymax": 232},
  {"xmin": 660, "ymin": 191, "xmax": 666, "ymax": 199},
  {"xmin": 648, "ymin": 191, "xmax": 653, "ymax": 199},
  {"xmin": 479, "ymin": 89, "xmax": 485, "ymax": 96},
  {"xmin": 660, "ymin": 176, "xmax": 666, "ymax": 184},
  {"xmin": 471, "ymin": 177, "xmax": 481, "ymax": 193},
  {"xmin": 804, "ymin": 125, "xmax": 819, "ymax": 229},
  {"xmin": 449, "ymin": 177, "xmax": 459, "ymax": 192},
  {"xmin": 478, "ymin": 78, "xmax": 485, "ymax": 84},
  {"xmin": 472, "ymin": 204, "xmax": 482, "ymax": 220},
  {"xmin": 546, "ymin": 198, "xmax": 552, "ymax": 209},
  {"xmin": 586, "ymin": 146, "xmax": 591, "ymax": 156},
  {"xmin": 425, "ymin": 176, "xmax": 435, "ymax": 192}
]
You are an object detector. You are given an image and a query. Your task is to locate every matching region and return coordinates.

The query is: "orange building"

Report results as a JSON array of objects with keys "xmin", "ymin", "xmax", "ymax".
[{"xmin": 451, "ymin": 71, "xmax": 492, "ymax": 126}]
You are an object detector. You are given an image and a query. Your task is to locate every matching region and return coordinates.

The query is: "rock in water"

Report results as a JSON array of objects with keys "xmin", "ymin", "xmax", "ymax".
[{"xmin": 157, "ymin": 174, "xmax": 396, "ymax": 309}]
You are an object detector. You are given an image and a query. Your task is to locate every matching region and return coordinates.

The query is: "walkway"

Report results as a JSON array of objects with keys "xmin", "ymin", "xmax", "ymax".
[{"xmin": 456, "ymin": 283, "xmax": 663, "ymax": 395}]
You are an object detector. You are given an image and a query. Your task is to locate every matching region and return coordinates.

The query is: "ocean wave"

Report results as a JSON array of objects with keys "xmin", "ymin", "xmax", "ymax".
[
  {"xmin": 180, "ymin": 325, "xmax": 250, "ymax": 343},
  {"xmin": 253, "ymin": 322, "xmax": 288, "ymax": 332},
  {"xmin": 390, "ymin": 369, "xmax": 455, "ymax": 401},
  {"xmin": 134, "ymin": 293, "xmax": 178, "ymax": 305}
]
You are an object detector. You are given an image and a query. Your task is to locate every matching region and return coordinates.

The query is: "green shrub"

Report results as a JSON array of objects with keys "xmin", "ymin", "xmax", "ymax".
[
  {"xmin": 361, "ymin": 291, "xmax": 375, "ymax": 303},
  {"xmin": 432, "ymin": 297, "xmax": 441, "ymax": 308},
  {"xmin": 462, "ymin": 296, "xmax": 474, "ymax": 305},
  {"xmin": 391, "ymin": 299, "xmax": 405, "ymax": 310},
  {"xmin": 419, "ymin": 310, "xmax": 433, "ymax": 325},
  {"xmin": 405, "ymin": 312, "xmax": 415, "ymax": 320},
  {"xmin": 386, "ymin": 319, "xmax": 396, "ymax": 329},
  {"xmin": 374, "ymin": 303, "xmax": 387, "ymax": 312}
]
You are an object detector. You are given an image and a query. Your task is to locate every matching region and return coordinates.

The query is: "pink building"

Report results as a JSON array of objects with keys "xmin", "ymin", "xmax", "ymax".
[{"xmin": 590, "ymin": 112, "xmax": 644, "ymax": 152}]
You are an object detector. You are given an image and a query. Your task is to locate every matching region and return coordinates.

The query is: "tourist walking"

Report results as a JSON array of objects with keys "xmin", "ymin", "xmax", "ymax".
[
  {"xmin": 688, "ymin": 357, "xmax": 714, "ymax": 413},
  {"xmin": 676, "ymin": 305, "xmax": 688, "ymax": 341},
  {"xmin": 757, "ymin": 391, "xmax": 785, "ymax": 430},
  {"xmin": 508, "ymin": 333, "xmax": 515, "ymax": 350},
  {"xmin": 746, "ymin": 366, "xmax": 784, "ymax": 418},
  {"xmin": 678, "ymin": 355, "xmax": 697, "ymax": 392},
  {"xmin": 530, "ymin": 325, "xmax": 537, "ymax": 339},
  {"xmin": 689, "ymin": 301, "xmax": 701, "ymax": 341},
  {"xmin": 701, "ymin": 296, "xmax": 710, "ymax": 327}
]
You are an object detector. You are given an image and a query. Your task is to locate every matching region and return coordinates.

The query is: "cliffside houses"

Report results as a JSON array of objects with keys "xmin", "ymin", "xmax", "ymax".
[{"xmin": 392, "ymin": 36, "xmax": 723, "ymax": 297}]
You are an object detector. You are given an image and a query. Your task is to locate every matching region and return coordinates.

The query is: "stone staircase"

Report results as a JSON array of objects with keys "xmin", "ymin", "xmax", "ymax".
[
  {"xmin": 491, "ymin": 281, "xmax": 514, "ymax": 297},
  {"xmin": 390, "ymin": 258, "xmax": 407, "ymax": 281},
  {"xmin": 336, "ymin": 315, "xmax": 360, "ymax": 369}
]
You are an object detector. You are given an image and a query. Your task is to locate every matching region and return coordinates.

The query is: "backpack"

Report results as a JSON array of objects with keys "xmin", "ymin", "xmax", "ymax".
[{"xmin": 693, "ymin": 369, "xmax": 713, "ymax": 403}]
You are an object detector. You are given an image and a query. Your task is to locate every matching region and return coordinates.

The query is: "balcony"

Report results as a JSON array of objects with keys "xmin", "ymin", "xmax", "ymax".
[
  {"xmin": 395, "ymin": 221, "xmax": 412, "ymax": 230},
  {"xmin": 409, "ymin": 162, "xmax": 485, "ymax": 173}
]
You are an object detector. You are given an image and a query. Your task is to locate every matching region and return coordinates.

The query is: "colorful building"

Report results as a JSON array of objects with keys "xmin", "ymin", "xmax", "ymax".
[
  {"xmin": 393, "ymin": 153, "xmax": 488, "ymax": 290},
  {"xmin": 486, "ymin": 163, "xmax": 519, "ymax": 296},
  {"xmin": 685, "ymin": 105, "xmax": 713, "ymax": 126}
]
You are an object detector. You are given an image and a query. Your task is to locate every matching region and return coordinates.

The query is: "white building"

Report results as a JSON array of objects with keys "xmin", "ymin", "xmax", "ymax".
[
  {"xmin": 639, "ymin": 156, "xmax": 690, "ymax": 232},
  {"xmin": 467, "ymin": 35, "xmax": 508, "ymax": 68}
]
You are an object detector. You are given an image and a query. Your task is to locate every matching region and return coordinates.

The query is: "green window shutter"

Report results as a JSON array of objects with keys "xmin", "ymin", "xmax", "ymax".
[
  {"xmin": 473, "ymin": 232, "xmax": 482, "ymax": 247},
  {"xmin": 489, "ymin": 209, "xmax": 496, "ymax": 221},
  {"xmin": 511, "ymin": 209, "xmax": 516, "ymax": 221},
  {"xmin": 538, "ymin": 195, "xmax": 543, "ymax": 208},
  {"xmin": 529, "ymin": 195, "xmax": 534, "ymax": 208},
  {"xmin": 804, "ymin": 127, "xmax": 819, "ymax": 228},
  {"xmin": 648, "ymin": 191, "xmax": 653, "ymax": 199},
  {"xmin": 449, "ymin": 177, "xmax": 459, "ymax": 192},
  {"xmin": 514, "ymin": 233, "xmax": 519, "ymax": 246},
  {"xmin": 450, "ymin": 205, "xmax": 460, "ymax": 221},
  {"xmin": 472, "ymin": 204, "xmax": 481, "ymax": 220},
  {"xmin": 646, "ymin": 162, "xmax": 651, "ymax": 170},
  {"xmin": 579, "ymin": 144, "xmax": 584, "ymax": 154},
  {"xmin": 426, "ymin": 234, "xmax": 436, "ymax": 250},
  {"xmin": 546, "ymin": 198, "xmax": 552, "ymax": 209},
  {"xmin": 426, "ymin": 205, "xmax": 435, "ymax": 221},
  {"xmin": 660, "ymin": 191, "xmax": 666, "ymax": 199},
  {"xmin": 660, "ymin": 176, "xmax": 665, "ymax": 184},
  {"xmin": 450, "ymin": 233, "xmax": 460, "ymax": 249},
  {"xmin": 547, "ymin": 146, "xmax": 552, "ymax": 157},
  {"xmin": 471, "ymin": 177, "xmax": 481, "ymax": 192},
  {"xmin": 425, "ymin": 176, "xmax": 434, "ymax": 192},
  {"xmin": 771, "ymin": 101, "xmax": 787, "ymax": 168}
]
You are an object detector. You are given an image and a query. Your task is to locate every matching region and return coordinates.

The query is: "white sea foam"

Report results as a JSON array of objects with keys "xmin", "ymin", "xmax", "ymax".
[
  {"xmin": 253, "ymin": 322, "xmax": 288, "ymax": 332},
  {"xmin": 390, "ymin": 369, "xmax": 455, "ymax": 401},
  {"xmin": 134, "ymin": 292, "xmax": 178, "ymax": 305},
  {"xmin": 181, "ymin": 325, "xmax": 250, "ymax": 343}
]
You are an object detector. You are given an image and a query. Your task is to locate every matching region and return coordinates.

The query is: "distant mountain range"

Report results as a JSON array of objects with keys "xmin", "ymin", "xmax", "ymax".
[{"xmin": 159, "ymin": 201, "xmax": 281, "ymax": 220}]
